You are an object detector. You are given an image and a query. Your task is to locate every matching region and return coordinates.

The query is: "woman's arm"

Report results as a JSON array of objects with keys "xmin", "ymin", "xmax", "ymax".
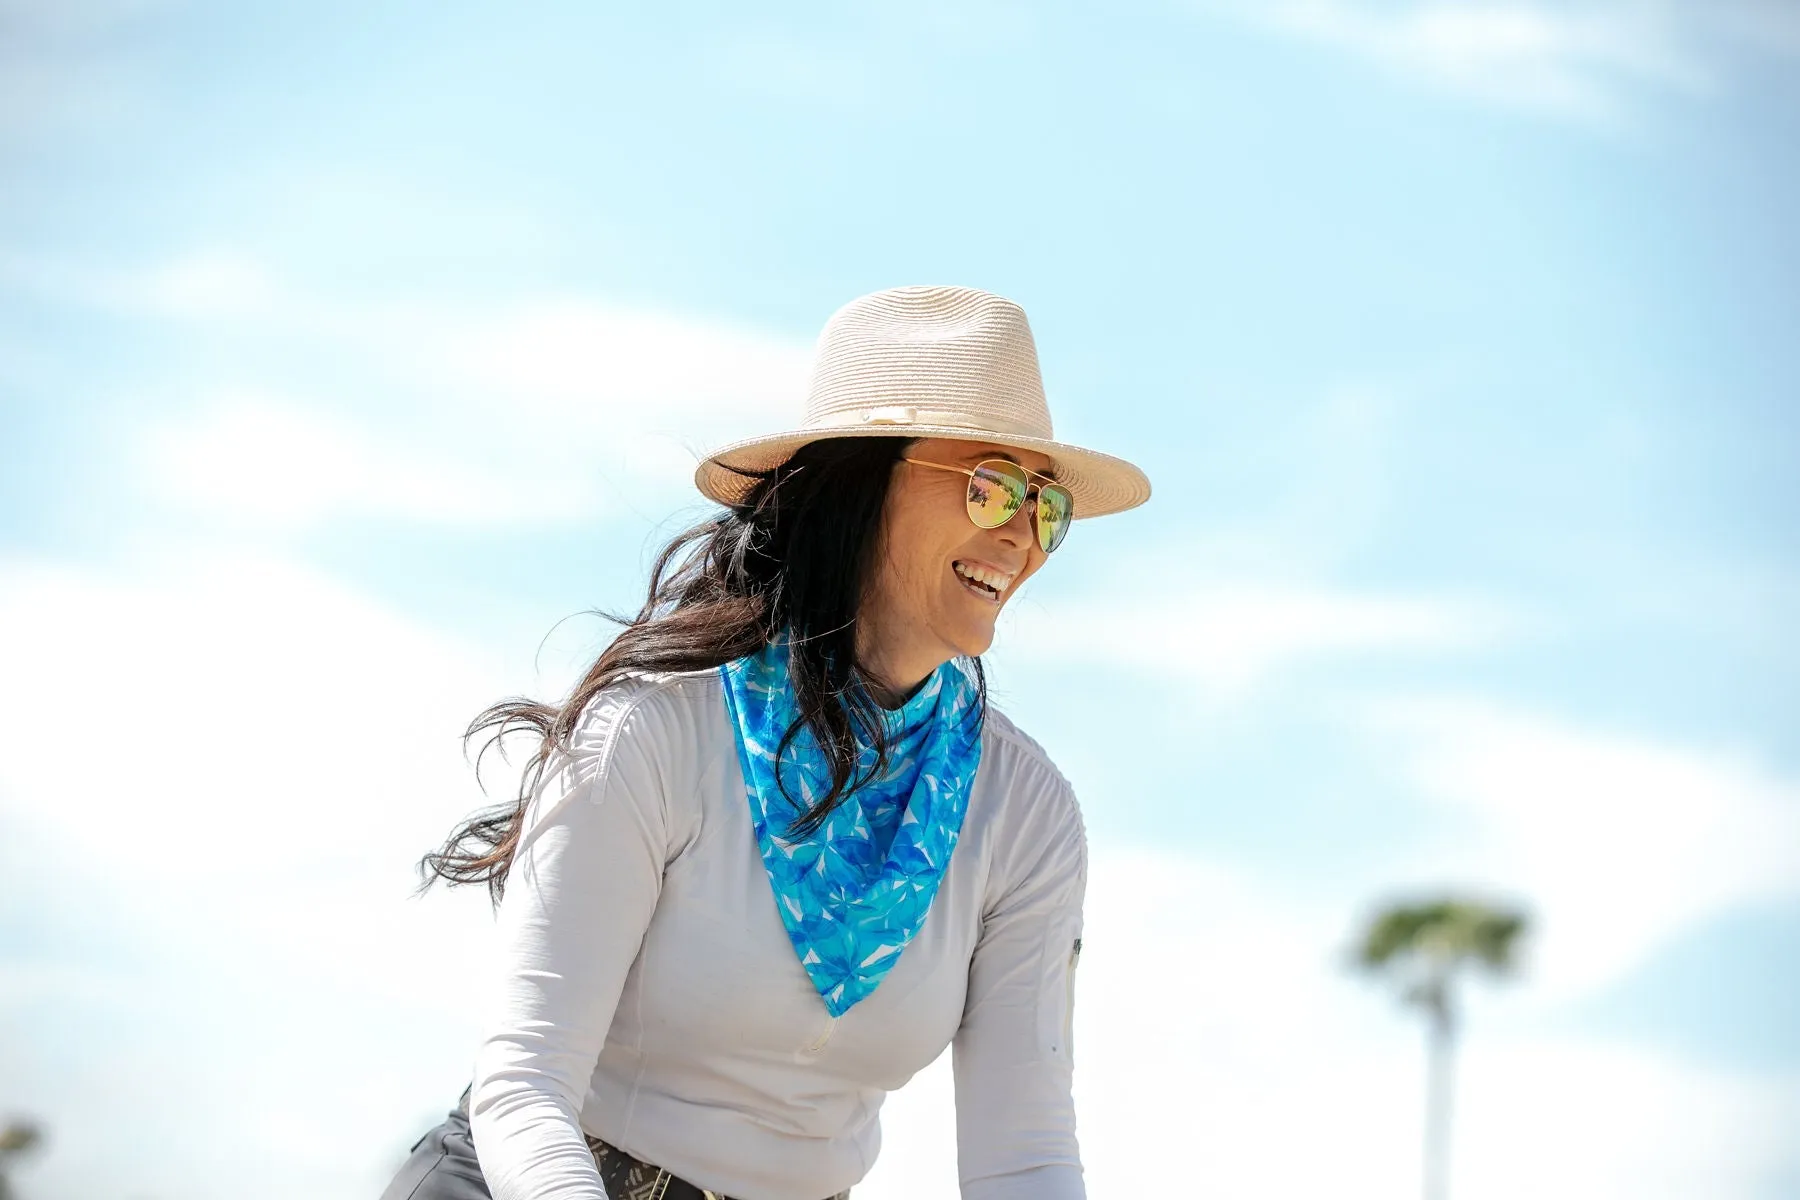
[
  {"xmin": 467, "ymin": 684, "xmax": 678, "ymax": 1200},
  {"xmin": 951, "ymin": 782, "xmax": 1088, "ymax": 1200}
]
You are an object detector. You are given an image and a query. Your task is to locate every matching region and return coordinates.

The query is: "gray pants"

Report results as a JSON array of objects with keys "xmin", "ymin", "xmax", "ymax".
[
  {"xmin": 379, "ymin": 1088, "xmax": 851, "ymax": 1200},
  {"xmin": 379, "ymin": 1088, "xmax": 488, "ymax": 1200}
]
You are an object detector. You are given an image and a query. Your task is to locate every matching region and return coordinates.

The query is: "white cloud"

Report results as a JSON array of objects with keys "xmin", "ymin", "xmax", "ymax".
[
  {"xmin": 1222, "ymin": 0, "xmax": 1800, "ymax": 124},
  {"xmin": 1450, "ymin": 1038, "xmax": 1800, "ymax": 1199},
  {"xmin": 131, "ymin": 248, "xmax": 280, "ymax": 318},
  {"xmin": 0, "ymin": 546, "xmax": 517, "ymax": 1199},
  {"xmin": 1006, "ymin": 569, "xmax": 1797, "ymax": 1006},
  {"xmin": 1005, "ymin": 548, "xmax": 1796, "ymax": 1011},
  {"xmin": 8, "ymin": 249, "xmax": 820, "ymax": 530},
  {"xmin": 1005, "ymin": 578, "xmax": 1512, "ymax": 693},
  {"xmin": 349, "ymin": 292, "xmax": 812, "ymax": 512},
  {"xmin": 436, "ymin": 295, "xmax": 812, "ymax": 451},
  {"xmin": 1362, "ymin": 696, "xmax": 1800, "ymax": 1005},
  {"xmin": 0, "ymin": 546, "xmax": 522, "ymax": 886},
  {"xmin": 0, "ymin": 247, "xmax": 278, "ymax": 319},
  {"xmin": 138, "ymin": 395, "xmax": 610, "ymax": 531}
]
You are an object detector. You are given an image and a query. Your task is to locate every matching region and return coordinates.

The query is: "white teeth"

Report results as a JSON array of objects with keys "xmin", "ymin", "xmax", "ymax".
[{"xmin": 954, "ymin": 561, "xmax": 1014, "ymax": 594}]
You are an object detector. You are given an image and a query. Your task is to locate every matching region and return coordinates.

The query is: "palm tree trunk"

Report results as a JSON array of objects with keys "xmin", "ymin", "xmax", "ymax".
[{"xmin": 1424, "ymin": 1004, "xmax": 1456, "ymax": 1200}]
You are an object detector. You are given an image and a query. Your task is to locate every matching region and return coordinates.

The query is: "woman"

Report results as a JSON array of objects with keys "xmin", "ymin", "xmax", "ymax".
[{"xmin": 381, "ymin": 285, "xmax": 1151, "ymax": 1200}]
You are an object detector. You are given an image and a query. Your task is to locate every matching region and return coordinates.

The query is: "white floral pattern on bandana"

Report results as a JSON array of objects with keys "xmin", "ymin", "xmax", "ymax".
[{"xmin": 719, "ymin": 633, "xmax": 983, "ymax": 1017}]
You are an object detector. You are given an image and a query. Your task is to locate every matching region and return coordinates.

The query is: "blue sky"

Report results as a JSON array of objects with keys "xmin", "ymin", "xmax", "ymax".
[{"xmin": 1, "ymin": 2, "xmax": 1796, "ymax": 1197}]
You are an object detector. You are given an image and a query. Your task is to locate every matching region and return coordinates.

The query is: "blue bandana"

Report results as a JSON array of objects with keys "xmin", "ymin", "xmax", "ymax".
[{"xmin": 719, "ymin": 634, "xmax": 983, "ymax": 1017}]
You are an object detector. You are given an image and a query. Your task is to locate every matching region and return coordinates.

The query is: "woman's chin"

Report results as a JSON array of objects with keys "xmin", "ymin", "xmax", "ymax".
[{"xmin": 950, "ymin": 618, "xmax": 998, "ymax": 660}]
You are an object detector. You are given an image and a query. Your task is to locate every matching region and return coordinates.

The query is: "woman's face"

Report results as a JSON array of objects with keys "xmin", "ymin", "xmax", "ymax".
[{"xmin": 859, "ymin": 437, "xmax": 1057, "ymax": 686}]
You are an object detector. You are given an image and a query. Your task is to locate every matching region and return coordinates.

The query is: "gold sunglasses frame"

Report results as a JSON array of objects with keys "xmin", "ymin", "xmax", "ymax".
[{"xmin": 901, "ymin": 456, "xmax": 1075, "ymax": 553}]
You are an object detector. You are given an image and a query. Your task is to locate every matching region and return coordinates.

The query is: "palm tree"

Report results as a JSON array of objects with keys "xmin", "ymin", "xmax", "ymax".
[{"xmin": 1353, "ymin": 896, "xmax": 1528, "ymax": 1200}]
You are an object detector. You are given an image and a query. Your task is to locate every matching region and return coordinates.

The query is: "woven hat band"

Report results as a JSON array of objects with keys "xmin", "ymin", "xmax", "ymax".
[{"xmin": 809, "ymin": 404, "xmax": 1046, "ymax": 439}]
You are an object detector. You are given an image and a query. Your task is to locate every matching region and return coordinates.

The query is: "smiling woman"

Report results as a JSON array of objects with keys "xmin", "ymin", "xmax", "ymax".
[{"xmin": 383, "ymin": 286, "xmax": 1151, "ymax": 1200}]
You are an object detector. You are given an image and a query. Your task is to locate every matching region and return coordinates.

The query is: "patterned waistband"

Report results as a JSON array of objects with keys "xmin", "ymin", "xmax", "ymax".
[{"xmin": 455, "ymin": 1086, "xmax": 849, "ymax": 1200}]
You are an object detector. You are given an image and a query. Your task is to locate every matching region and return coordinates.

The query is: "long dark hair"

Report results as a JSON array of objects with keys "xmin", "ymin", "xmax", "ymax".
[{"xmin": 416, "ymin": 436, "xmax": 987, "ymax": 906}]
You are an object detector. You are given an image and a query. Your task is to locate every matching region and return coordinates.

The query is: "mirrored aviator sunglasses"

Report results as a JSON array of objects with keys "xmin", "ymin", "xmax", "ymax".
[{"xmin": 903, "ymin": 457, "xmax": 1075, "ymax": 553}]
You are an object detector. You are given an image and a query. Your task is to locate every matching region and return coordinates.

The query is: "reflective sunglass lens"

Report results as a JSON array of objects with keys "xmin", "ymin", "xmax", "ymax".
[
  {"xmin": 966, "ymin": 462, "xmax": 1028, "ymax": 529},
  {"xmin": 1036, "ymin": 484, "xmax": 1073, "ymax": 553}
]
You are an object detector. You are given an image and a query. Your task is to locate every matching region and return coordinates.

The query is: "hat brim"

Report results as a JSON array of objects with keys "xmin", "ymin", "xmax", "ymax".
[{"xmin": 694, "ymin": 425, "xmax": 1151, "ymax": 520}]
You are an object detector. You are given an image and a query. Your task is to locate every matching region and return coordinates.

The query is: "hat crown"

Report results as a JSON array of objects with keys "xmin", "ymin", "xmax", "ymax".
[{"xmin": 803, "ymin": 285, "xmax": 1054, "ymax": 441}]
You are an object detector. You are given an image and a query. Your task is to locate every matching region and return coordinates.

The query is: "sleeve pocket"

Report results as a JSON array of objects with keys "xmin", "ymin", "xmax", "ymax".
[{"xmin": 1037, "ymin": 923, "xmax": 1082, "ymax": 1060}]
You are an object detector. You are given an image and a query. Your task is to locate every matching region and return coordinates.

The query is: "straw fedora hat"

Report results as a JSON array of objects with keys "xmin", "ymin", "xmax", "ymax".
[{"xmin": 693, "ymin": 285, "xmax": 1151, "ymax": 519}]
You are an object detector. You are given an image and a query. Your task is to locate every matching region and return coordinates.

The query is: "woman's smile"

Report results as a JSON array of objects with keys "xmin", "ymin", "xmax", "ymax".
[{"xmin": 951, "ymin": 558, "xmax": 1018, "ymax": 604}]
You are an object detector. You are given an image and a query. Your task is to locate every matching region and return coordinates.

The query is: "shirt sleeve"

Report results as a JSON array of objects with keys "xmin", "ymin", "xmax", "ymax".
[
  {"xmin": 466, "ymin": 685, "xmax": 675, "ymax": 1200},
  {"xmin": 952, "ymin": 781, "xmax": 1088, "ymax": 1200}
]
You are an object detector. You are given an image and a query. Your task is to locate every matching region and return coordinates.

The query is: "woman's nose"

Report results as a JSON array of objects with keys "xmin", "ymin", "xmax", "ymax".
[{"xmin": 992, "ymin": 499, "xmax": 1034, "ymax": 548}]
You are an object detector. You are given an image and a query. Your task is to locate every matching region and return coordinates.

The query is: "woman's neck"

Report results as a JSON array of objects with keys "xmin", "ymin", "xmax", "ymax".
[
  {"xmin": 854, "ymin": 633, "xmax": 943, "ymax": 710},
  {"xmin": 859, "ymin": 671, "xmax": 926, "ymax": 710}
]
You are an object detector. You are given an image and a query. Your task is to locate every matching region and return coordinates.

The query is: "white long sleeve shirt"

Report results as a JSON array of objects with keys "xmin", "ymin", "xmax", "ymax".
[{"xmin": 466, "ymin": 667, "xmax": 1087, "ymax": 1200}]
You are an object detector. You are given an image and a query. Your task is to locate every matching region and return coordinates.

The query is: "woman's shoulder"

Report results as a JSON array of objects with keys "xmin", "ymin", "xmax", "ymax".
[
  {"xmin": 565, "ymin": 666, "xmax": 726, "ymax": 756},
  {"xmin": 524, "ymin": 668, "xmax": 725, "ymax": 828},
  {"xmin": 979, "ymin": 704, "xmax": 1070, "ymax": 784},
  {"xmin": 970, "ymin": 703, "xmax": 1087, "ymax": 904},
  {"xmin": 977, "ymin": 703, "xmax": 1083, "ymax": 825}
]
